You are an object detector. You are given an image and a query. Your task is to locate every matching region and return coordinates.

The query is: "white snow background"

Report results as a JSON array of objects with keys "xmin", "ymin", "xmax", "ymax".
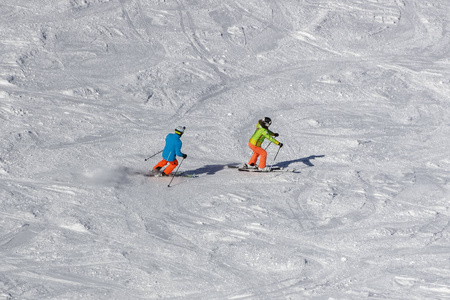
[{"xmin": 1, "ymin": 0, "xmax": 450, "ymax": 299}]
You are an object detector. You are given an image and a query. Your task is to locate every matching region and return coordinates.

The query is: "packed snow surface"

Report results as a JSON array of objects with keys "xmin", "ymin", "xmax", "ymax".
[{"xmin": 1, "ymin": 0, "xmax": 449, "ymax": 299}]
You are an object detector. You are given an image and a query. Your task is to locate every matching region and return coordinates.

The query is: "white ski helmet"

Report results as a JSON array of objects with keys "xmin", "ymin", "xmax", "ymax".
[{"xmin": 175, "ymin": 126, "xmax": 186, "ymax": 135}]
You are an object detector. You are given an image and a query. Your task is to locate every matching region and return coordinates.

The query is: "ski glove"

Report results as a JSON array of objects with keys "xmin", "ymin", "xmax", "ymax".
[
  {"xmin": 278, "ymin": 143, "xmax": 283, "ymax": 148},
  {"xmin": 182, "ymin": 154, "xmax": 187, "ymax": 159},
  {"xmin": 274, "ymin": 133, "xmax": 279, "ymax": 137}
]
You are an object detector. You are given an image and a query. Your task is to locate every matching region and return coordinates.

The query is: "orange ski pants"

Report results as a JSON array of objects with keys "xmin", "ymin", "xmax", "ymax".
[
  {"xmin": 153, "ymin": 159, "xmax": 178, "ymax": 175},
  {"xmin": 248, "ymin": 142, "xmax": 267, "ymax": 169}
]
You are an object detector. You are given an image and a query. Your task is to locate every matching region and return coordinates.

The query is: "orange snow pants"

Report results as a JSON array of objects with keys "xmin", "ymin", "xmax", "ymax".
[
  {"xmin": 153, "ymin": 159, "xmax": 178, "ymax": 175},
  {"xmin": 248, "ymin": 142, "xmax": 267, "ymax": 169}
]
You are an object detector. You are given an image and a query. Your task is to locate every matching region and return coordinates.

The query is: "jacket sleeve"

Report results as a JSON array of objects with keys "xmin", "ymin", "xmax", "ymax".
[
  {"xmin": 263, "ymin": 130, "xmax": 279, "ymax": 145},
  {"xmin": 175, "ymin": 140, "xmax": 184, "ymax": 157}
]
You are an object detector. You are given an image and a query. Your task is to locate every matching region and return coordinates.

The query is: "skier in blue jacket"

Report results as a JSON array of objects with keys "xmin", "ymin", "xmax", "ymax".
[{"xmin": 153, "ymin": 126, "xmax": 187, "ymax": 176}]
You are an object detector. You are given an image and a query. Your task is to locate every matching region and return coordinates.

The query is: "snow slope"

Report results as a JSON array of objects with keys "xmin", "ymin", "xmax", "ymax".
[{"xmin": 1, "ymin": 0, "xmax": 449, "ymax": 299}]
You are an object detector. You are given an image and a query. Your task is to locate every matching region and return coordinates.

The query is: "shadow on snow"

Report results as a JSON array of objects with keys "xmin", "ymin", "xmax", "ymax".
[
  {"xmin": 183, "ymin": 164, "xmax": 229, "ymax": 175},
  {"xmin": 274, "ymin": 155, "xmax": 325, "ymax": 168}
]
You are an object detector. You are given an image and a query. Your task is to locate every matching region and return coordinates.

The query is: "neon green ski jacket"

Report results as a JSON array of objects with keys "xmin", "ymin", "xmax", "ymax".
[{"xmin": 249, "ymin": 122, "xmax": 280, "ymax": 147}]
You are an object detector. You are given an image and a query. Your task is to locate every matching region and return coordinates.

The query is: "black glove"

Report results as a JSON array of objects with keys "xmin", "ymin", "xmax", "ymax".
[
  {"xmin": 182, "ymin": 154, "xmax": 187, "ymax": 159},
  {"xmin": 274, "ymin": 133, "xmax": 279, "ymax": 137},
  {"xmin": 278, "ymin": 143, "xmax": 283, "ymax": 148}
]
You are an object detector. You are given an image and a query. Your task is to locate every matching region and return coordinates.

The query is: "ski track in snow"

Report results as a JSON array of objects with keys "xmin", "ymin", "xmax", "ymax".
[{"xmin": 1, "ymin": 0, "xmax": 450, "ymax": 299}]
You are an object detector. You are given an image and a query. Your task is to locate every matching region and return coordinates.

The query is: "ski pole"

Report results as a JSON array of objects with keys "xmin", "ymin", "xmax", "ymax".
[
  {"xmin": 270, "ymin": 146, "xmax": 282, "ymax": 169},
  {"xmin": 144, "ymin": 150, "xmax": 163, "ymax": 161},
  {"xmin": 265, "ymin": 142, "xmax": 272, "ymax": 150},
  {"xmin": 168, "ymin": 157, "xmax": 185, "ymax": 187}
]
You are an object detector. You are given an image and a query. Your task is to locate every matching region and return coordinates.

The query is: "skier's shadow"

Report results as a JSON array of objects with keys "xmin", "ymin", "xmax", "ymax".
[
  {"xmin": 275, "ymin": 155, "xmax": 325, "ymax": 168},
  {"xmin": 184, "ymin": 164, "xmax": 228, "ymax": 176}
]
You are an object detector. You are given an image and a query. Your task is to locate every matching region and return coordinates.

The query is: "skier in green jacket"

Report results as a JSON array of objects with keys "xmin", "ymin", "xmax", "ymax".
[{"xmin": 246, "ymin": 117, "xmax": 283, "ymax": 171}]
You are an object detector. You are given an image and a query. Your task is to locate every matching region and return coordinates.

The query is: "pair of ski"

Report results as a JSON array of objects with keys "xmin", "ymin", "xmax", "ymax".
[
  {"xmin": 229, "ymin": 165, "xmax": 299, "ymax": 173},
  {"xmin": 145, "ymin": 170, "xmax": 198, "ymax": 178}
]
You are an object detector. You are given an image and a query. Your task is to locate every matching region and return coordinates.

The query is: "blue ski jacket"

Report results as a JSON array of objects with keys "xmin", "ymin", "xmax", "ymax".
[{"xmin": 162, "ymin": 133, "xmax": 184, "ymax": 161}]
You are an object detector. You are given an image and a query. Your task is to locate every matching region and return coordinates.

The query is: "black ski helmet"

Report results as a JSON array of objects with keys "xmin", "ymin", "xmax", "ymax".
[{"xmin": 263, "ymin": 117, "xmax": 272, "ymax": 127}]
